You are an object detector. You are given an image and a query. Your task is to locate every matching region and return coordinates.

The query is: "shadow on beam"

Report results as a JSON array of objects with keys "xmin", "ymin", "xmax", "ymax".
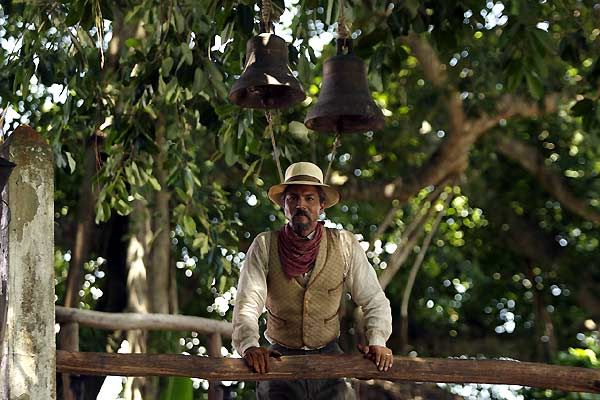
[{"xmin": 56, "ymin": 351, "xmax": 600, "ymax": 393}]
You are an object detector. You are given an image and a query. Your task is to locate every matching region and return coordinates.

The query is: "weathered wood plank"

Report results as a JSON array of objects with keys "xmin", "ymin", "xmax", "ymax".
[
  {"xmin": 56, "ymin": 351, "xmax": 600, "ymax": 393},
  {"xmin": 55, "ymin": 306, "xmax": 233, "ymax": 337}
]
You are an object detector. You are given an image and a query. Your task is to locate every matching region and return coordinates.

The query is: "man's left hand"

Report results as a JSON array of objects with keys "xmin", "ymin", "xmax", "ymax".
[{"xmin": 357, "ymin": 344, "xmax": 393, "ymax": 371}]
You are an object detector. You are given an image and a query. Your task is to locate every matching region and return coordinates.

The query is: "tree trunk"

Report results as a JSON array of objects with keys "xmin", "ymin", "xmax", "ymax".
[
  {"xmin": 145, "ymin": 115, "xmax": 175, "ymax": 398},
  {"xmin": 528, "ymin": 265, "xmax": 557, "ymax": 362},
  {"xmin": 124, "ymin": 200, "xmax": 151, "ymax": 400},
  {"xmin": 149, "ymin": 115, "xmax": 172, "ymax": 315}
]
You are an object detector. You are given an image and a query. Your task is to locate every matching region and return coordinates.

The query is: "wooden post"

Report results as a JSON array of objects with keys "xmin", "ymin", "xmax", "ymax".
[
  {"xmin": 207, "ymin": 333, "xmax": 223, "ymax": 400},
  {"xmin": 0, "ymin": 126, "xmax": 55, "ymax": 399},
  {"xmin": 60, "ymin": 321, "xmax": 79, "ymax": 400}
]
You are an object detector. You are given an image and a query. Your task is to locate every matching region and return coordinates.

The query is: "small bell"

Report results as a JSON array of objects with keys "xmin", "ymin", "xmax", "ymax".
[
  {"xmin": 305, "ymin": 39, "xmax": 384, "ymax": 133},
  {"xmin": 229, "ymin": 33, "xmax": 305, "ymax": 109},
  {"xmin": 0, "ymin": 156, "xmax": 16, "ymax": 194}
]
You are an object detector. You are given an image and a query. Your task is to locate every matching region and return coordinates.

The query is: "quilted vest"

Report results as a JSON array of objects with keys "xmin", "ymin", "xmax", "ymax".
[{"xmin": 265, "ymin": 227, "xmax": 345, "ymax": 349}]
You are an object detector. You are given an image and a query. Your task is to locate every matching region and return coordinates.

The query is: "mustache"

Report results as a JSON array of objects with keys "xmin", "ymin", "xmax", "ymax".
[{"xmin": 293, "ymin": 209, "xmax": 309, "ymax": 218}]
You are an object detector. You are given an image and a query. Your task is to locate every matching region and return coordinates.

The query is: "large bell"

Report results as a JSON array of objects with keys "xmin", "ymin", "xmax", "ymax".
[
  {"xmin": 0, "ymin": 156, "xmax": 15, "ymax": 194},
  {"xmin": 305, "ymin": 40, "xmax": 384, "ymax": 133},
  {"xmin": 229, "ymin": 33, "xmax": 305, "ymax": 109}
]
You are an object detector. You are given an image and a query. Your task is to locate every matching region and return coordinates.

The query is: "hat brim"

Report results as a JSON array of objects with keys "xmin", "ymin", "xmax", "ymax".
[{"xmin": 268, "ymin": 181, "xmax": 340, "ymax": 209}]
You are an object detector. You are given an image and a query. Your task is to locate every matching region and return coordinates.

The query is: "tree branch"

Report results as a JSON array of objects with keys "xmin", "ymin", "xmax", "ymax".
[
  {"xmin": 496, "ymin": 136, "xmax": 600, "ymax": 224},
  {"xmin": 401, "ymin": 33, "xmax": 448, "ymax": 88},
  {"xmin": 400, "ymin": 193, "xmax": 450, "ymax": 349},
  {"xmin": 466, "ymin": 94, "xmax": 561, "ymax": 140},
  {"xmin": 378, "ymin": 182, "xmax": 448, "ymax": 289},
  {"xmin": 338, "ymin": 93, "xmax": 562, "ymax": 205}
]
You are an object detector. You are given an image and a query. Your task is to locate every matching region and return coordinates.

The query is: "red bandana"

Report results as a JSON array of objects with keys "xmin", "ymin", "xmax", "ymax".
[{"xmin": 277, "ymin": 222, "xmax": 324, "ymax": 279}]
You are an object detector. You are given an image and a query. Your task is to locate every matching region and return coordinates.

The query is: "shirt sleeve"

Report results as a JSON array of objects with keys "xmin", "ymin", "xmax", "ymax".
[
  {"xmin": 342, "ymin": 230, "xmax": 392, "ymax": 347},
  {"xmin": 232, "ymin": 232, "xmax": 270, "ymax": 356}
]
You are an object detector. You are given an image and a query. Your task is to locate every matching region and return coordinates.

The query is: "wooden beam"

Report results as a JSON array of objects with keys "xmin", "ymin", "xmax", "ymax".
[
  {"xmin": 57, "ymin": 351, "xmax": 600, "ymax": 393},
  {"xmin": 55, "ymin": 306, "xmax": 232, "ymax": 338}
]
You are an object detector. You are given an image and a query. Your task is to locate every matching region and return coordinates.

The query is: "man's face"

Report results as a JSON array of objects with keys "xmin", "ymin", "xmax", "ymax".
[{"xmin": 282, "ymin": 185, "xmax": 324, "ymax": 236}]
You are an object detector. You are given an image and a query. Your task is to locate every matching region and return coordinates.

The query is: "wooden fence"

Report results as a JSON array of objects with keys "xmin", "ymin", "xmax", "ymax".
[
  {"xmin": 55, "ymin": 306, "xmax": 600, "ymax": 397},
  {"xmin": 56, "ymin": 350, "xmax": 600, "ymax": 393}
]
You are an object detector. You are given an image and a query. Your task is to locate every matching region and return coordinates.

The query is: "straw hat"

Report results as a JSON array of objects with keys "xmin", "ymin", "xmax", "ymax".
[{"xmin": 268, "ymin": 162, "xmax": 340, "ymax": 208}]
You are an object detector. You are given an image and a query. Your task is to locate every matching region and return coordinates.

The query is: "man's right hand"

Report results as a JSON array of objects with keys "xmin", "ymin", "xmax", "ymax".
[{"xmin": 243, "ymin": 346, "xmax": 282, "ymax": 373}]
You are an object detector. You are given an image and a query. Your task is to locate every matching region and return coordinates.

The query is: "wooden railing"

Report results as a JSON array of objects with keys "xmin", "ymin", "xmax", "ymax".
[
  {"xmin": 55, "ymin": 307, "xmax": 600, "ymax": 397},
  {"xmin": 56, "ymin": 351, "xmax": 600, "ymax": 393},
  {"xmin": 56, "ymin": 306, "xmax": 232, "ymax": 399},
  {"xmin": 55, "ymin": 306, "xmax": 232, "ymax": 336}
]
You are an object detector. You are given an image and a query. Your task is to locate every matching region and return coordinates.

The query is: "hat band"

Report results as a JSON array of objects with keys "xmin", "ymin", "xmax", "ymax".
[{"xmin": 285, "ymin": 175, "xmax": 322, "ymax": 184}]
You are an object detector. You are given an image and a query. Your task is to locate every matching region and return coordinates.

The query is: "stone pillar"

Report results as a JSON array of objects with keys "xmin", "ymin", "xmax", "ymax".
[{"xmin": 0, "ymin": 126, "xmax": 55, "ymax": 399}]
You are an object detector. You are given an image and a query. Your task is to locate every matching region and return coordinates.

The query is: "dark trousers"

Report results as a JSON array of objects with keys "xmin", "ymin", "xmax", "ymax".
[{"xmin": 256, "ymin": 341, "xmax": 356, "ymax": 400}]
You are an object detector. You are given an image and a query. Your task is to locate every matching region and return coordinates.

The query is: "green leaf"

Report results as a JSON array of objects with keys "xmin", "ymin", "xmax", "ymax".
[
  {"xmin": 65, "ymin": 152, "xmax": 76, "ymax": 174},
  {"xmin": 160, "ymin": 377, "xmax": 193, "ymax": 400},
  {"xmin": 288, "ymin": 121, "xmax": 310, "ymax": 143},
  {"xmin": 192, "ymin": 68, "xmax": 207, "ymax": 93},
  {"xmin": 177, "ymin": 44, "xmax": 194, "ymax": 71},
  {"xmin": 297, "ymin": 52, "xmax": 311, "ymax": 85},
  {"xmin": 505, "ymin": 62, "xmax": 524, "ymax": 92},
  {"xmin": 174, "ymin": 187, "xmax": 189, "ymax": 202},
  {"xmin": 183, "ymin": 216, "xmax": 197, "ymax": 236},
  {"xmin": 164, "ymin": 78, "xmax": 180, "ymax": 104},
  {"xmin": 95, "ymin": 201, "xmax": 105, "ymax": 224},
  {"xmin": 192, "ymin": 233, "xmax": 210, "ymax": 256},
  {"xmin": 173, "ymin": 6, "xmax": 185, "ymax": 34},
  {"xmin": 218, "ymin": 274, "xmax": 227, "ymax": 292},
  {"xmin": 222, "ymin": 258, "xmax": 232, "ymax": 274},
  {"xmin": 144, "ymin": 105, "xmax": 158, "ymax": 119},
  {"xmin": 243, "ymin": 159, "xmax": 261, "ymax": 183},
  {"xmin": 184, "ymin": 167, "xmax": 194, "ymax": 196},
  {"xmin": 148, "ymin": 176, "xmax": 162, "ymax": 191},
  {"xmin": 204, "ymin": 60, "xmax": 228, "ymax": 99},
  {"xmin": 525, "ymin": 72, "xmax": 543, "ymax": 99},
  {"xmin": 125, "ymin": 164, "xmax": 135, "ymax": 185},
  {"xmin": 161, "ymin": 57, "xmax": 174, "ymax": 77},
  {"xmin": 115, "ymin": 199, "xmax": 133, "ymax": 216},
  {"xmin": 125, "ymin": 38, "xmax": 141, "ymax": 48},
  {"xmin": 131, "ymin": 162, "xmax": 143, "ymax": 185}
]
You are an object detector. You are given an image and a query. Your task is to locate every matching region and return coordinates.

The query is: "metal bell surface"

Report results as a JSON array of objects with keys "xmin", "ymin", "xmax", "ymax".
[
  {"xmin": 304, "ymin": 49, "xmax": 385, "ymax": 133},
  {"xmin": 0, "ymin": 156, "xmax": 16, "ymax": 194},
  {"xmin": 229, "ymin": 33, "xmax": 305, "ymax": 109}
]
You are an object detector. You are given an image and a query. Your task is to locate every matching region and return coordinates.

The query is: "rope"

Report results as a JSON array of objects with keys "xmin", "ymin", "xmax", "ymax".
[
  {"xmin": 324, "ymin": 132, "xmax": 341, "ymax": 184},
  {"xmin": 262, "ymin": 0, "xmax": 272, "ymax": 33},
  {"xmin": 266, "ymin": 111, "xmax": 284, "ymax": 182},
  {"xmin": 337, "ymin": 0, "xmax": 349, "ymax": 39}
]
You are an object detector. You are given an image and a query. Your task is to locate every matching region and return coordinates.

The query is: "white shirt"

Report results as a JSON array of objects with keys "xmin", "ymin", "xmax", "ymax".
[{"xmin": 232, "ymin": 228, "xmax": 393, "ymax": 356}]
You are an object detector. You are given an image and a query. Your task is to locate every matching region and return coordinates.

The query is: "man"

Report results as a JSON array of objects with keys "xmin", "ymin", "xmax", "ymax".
[{"xmin": 232, "ymin": 161, "xmax": 393, "ymax": 399}]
